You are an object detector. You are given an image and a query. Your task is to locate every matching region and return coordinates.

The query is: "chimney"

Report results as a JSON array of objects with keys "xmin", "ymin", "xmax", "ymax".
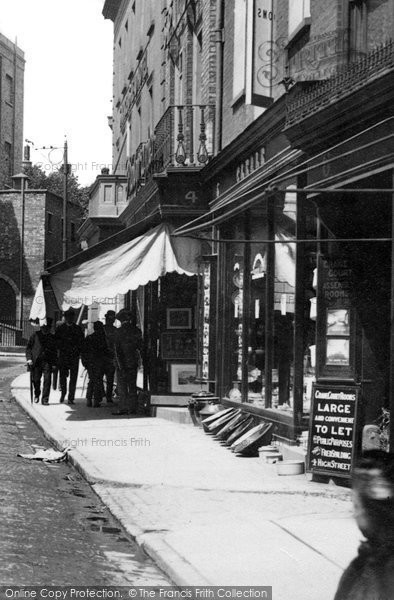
[{"xmin": 22, "ymin": 145, "xmax": 32, "ymax": 174}]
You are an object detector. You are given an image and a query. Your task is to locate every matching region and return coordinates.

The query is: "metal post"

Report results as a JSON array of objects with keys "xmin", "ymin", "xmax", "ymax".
[
  {"xmin": 19, "ymin": 175, "xmax": 26, "ymax": 329},
  {"xmin": 62, "ymin": 139, "xmax": 68, "ymax": 261}
]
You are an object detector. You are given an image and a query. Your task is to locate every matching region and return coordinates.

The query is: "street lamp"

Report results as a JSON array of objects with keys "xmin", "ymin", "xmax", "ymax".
[
  {"xmin": 38, "ymin": 139, "xmax": 69, "ymax": 261},
  {"xmin": 12, "ymin": 171, "xmax": 30, "ymax": 330}
]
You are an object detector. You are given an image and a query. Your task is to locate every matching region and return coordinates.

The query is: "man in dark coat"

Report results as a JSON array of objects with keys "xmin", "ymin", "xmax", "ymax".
[
  {"xmin": 112, "ymin": 309, "xmax": 142, "ymax": 416},
  {"xmin": 103, "ymin": 310, "xmax": 117, "ymax": 403},
  {"xmin": 26, "ymin": 318, "xmax": 57, "ymax": 405},
  {"xmin": 334, "ymin": 450, "xmax": 394, "ymax": 600},
  {"xmin": 81, "ymin": 321, "xmax": 109, "ymax": 407},
  {"xmin": 55, "ymin": 308, "xmax": 84, "ymax": 405}
]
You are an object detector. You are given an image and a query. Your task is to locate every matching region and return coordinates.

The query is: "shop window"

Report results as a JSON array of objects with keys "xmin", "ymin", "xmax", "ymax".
[
  {"xmin": 288, "ymin": 0, "xmax": 311, "ymax": 41},
  {"xmin": 222, "ymin": 193, "xmax": 301, "ymax": 412}
]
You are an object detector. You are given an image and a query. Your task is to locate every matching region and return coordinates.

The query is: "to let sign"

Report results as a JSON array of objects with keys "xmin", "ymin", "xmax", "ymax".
[{"xmin": 307, "ymin": 384, "xmax": 359, "ymax": 478}]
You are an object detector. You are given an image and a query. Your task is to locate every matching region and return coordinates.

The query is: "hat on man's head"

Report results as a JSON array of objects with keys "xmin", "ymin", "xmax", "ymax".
[
  {"xmin": 93, "ymin": 320, "xmax": 104, "ymax": 331},
  {"xmin": 64, "ymin": 307, "xmax": 75, "ymax": 316},
  {"xmin": 115, "ymin": 308, "xmax": 132, "ymax": 322},
  {"xmin": 105, "ymin": 310, "xmax": 116, "ymax": 318}
]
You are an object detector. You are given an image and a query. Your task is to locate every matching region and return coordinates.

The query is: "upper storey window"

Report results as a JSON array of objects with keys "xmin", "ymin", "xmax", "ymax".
[
  {"xmin": 5, "ymin": 74, "xmax": 13, "ymax": 104},
  {"xmin": 288, "ymin": 0, "xmax": 311, "ymax": 39}
]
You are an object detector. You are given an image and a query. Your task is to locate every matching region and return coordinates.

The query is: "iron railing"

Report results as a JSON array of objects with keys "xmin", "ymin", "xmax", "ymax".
[
  {"xmin": 126, "ymin": 104, "xmax": 215, "ymax": 199},
  {"xmin": 0, "ymin": 318, "xmax": 36, "ymax": 347},
  {"xmin": 286, "ymin": 40, "xmax": 394, "ymax": 127}
]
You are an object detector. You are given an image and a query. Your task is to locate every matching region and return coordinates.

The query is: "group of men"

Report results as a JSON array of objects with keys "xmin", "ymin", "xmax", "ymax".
[{"xmin": 25, "ymin": 307, "xmax": 143, "ymax": 415}]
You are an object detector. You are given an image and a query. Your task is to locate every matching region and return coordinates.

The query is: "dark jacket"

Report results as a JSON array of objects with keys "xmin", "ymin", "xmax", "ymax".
[
  {"xmin": 114, "ymin": 323, "xmax": 142, "ymax": 370},
  {"xmin": 104, "ymin": 323, "xmax": 117, "ymax": 360},
  {"xmin": 81, "ymin": 330, "xmax": 110, "ymax": 368},
  {"xmin": 26, "ymin": 331, "xmax": 58, "ymax": 366},
  {"xmin": 334, "ymin": 540, "xmax": 394, "ymax": 599},
  {"xmin": 55, "ymin": 323, "xmax": 84, "ymax": 359}
]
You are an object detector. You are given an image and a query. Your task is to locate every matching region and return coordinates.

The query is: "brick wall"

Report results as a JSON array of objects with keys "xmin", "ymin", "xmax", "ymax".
[
  {"xmin": 0, "ymin": 191, "xmax": 45, "ymax": 320},
  {"xmin": 0, "ymin": 189, "xmax": 82, "ymax": 320},
  {"xmin": 0, "ymin": 33, "xmax": 24, "ymax": 188}
]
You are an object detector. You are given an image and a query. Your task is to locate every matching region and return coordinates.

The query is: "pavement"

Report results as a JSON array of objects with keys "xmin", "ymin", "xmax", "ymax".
[{"xmin": 11, "ymin": 368, "xmax": 362, "ymax": 600}]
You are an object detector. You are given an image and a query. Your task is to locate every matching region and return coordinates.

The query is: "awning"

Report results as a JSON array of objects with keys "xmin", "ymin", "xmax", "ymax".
[{"xmin": 30, "ymin": 223, "xmax": 202, "ymax": 316}]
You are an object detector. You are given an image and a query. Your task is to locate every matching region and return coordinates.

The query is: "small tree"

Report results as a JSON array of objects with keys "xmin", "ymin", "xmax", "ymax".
[{"xmin": 25, "ymin": 164, "xmax": 90, "ymax": 220}]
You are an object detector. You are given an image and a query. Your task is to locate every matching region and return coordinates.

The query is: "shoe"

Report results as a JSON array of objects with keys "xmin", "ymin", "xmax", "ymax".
[
  {"xmin": 41, "ymin": 400, "xmax": 49, "ymax": 405},
  {"xmin": 112, "ymin": 409, "xmax": 128, "ymax": 415},
  {"xmin": 106, "ymin": 398, "xmax": 114, "ymax": 404},
  {"xmin": 34, "ymin": 396, "xmax": 40, "ymax": 403},
  {"xmin": 67, "ymin": 399, "xmax": 75, "ymax": 405},
  {"xmin": 60, "ymin": 395, "xmax": 65, "ymax": 403}
]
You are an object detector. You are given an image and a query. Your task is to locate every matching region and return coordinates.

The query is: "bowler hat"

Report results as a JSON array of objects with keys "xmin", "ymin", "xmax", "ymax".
[
  {"xmin": 64, "ymin": 307, "xmax": 75, "ymax": 315},
  {"xmin": 115, "ymin": 308, "xmax": 132, "ymax": 322},
  {"xmin": 105, "ymin": 310, "xmax": 116, "ymax": 318}
]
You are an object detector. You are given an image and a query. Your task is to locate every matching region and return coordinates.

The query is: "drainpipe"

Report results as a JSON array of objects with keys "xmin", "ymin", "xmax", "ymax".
[{"xmin": 214, "ymin": 0, "xmax": 224, "ymax": 155}]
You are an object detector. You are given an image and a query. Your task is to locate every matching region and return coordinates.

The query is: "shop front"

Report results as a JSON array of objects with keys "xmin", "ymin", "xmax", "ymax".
[
  {"xmin": 176, "ymin": 114, "xmax": 394, "ymax": 465},
  {"xmin": 175, "ymin": 146, "xmax": 317, "ymax": 445},
  {"xmin": 30, "ymin": 222, "xmax": 205, "ymax": 403}
]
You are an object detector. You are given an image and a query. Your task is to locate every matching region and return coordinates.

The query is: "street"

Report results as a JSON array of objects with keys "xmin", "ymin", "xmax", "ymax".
[{"xmin": 0, "ymin": 358, "xmax": 171, "ymax": 586}]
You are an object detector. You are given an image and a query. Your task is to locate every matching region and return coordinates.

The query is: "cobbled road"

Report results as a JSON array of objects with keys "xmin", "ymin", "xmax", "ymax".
[{"xmin": 0, "ymin": 358, "xmax": 171, "ymax": 586}]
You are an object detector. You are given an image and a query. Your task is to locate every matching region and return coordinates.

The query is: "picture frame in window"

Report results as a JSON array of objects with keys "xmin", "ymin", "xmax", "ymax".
[{"xmin": 170, "ymin": 363, "xmax": 201, "ymax": 393}]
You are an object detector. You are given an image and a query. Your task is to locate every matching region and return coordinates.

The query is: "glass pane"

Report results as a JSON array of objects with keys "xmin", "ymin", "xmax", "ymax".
[
  {"xmin": 273, "ymin": 194, "xmax": 296, "ymax": 411},
  {"xmin": 227, "ymin": 241, "xmax": 245, "ymax": 402},
  {"xmin": 245, "ymin": 218, "xmax": 267, "ymax": 407}
]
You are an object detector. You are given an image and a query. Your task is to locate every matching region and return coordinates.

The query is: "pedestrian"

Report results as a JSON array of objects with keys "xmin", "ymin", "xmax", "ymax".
[
  {"xmin": 26, "ymin": 317, "xmax": 57, "ymax": 405},
  {"xmin": 55, "ymin": 307, "xmax": 84, "ymax": 405},
  {"xmin": 103, "ymin": 310, "xmax": 117, "ymax": 403},
  {"xmin": 334, "ymin": 450, "xmax": 394, "ymax": 600},
  {"xmin": 81, "ymin": 321, "xmax": 109, "ymax": 408},
  {"xmin": 112, "ymin": 309, "xmax": 142, "ymax": 416}
]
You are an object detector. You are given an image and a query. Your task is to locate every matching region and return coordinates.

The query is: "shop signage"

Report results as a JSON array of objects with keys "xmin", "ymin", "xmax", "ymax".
[
  {"xmin": 307, "ymin": 383, "xmax": 359, "ymax": 478},
  {"xmin": 321, "ymin": 256, "xmax": 351, "ymax": 307},
  {"xmin": 250, "ymin": 0, "xmax": 275, "ymax": 106}
]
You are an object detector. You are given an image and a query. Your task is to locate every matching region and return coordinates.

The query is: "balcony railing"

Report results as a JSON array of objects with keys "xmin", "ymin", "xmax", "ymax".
[
  {"xmin": 286, "ymin": 40, "xmax": 394, "ymax": 127},
  {"xmin": 126, "ymin": 104, "xmax": 215, "ymax": 198}
]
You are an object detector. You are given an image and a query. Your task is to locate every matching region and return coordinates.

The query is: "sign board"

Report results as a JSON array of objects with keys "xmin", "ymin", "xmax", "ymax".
[
  {"xmin": 250, "ymin": 0, "xmax": 275, "ymax": 107},
  {"xmin": 307, "ymin": 384, "xmax": 359, "ymax": 478}
]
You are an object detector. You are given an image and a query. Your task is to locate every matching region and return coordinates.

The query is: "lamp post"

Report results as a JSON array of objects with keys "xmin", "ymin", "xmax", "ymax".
[
  {"xmin": 12, "ymin": 171, "xmax": 30, "ymax": 330},
  {"xmin": 62, "ymin": 139, "xmax": 68, "ymax": 261},
  {"xmin": 38, "ymin": 139, "xmax": 69, "ymax": 261}
]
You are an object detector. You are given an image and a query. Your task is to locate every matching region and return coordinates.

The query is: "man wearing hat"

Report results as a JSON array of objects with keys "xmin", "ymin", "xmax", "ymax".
[
  {"xmin": 55, "ymin": 307, "xmax": 84, "ymax": 404},
  {"xmin": 26, "ymin": 318, "xmax": 57, "ymax": 404},
  {"xmin": 103, "ymin": 310, "xmax": 117, "ymax": 403},
  {"xmin": 112, "ymin": 309, "xmax": 143, "ymax": 415}
]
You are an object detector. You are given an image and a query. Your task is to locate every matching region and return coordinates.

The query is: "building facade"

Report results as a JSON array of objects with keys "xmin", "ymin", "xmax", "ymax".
[
  {"xmin": 34, "ymin": 0, "xmax": 394, "ymax": 462},
  {"xmin": 175, "ymin": 0, "xmax": 394, "ymax": 465},
  {"xmin": 0, "ymin": 32, "xmax": 24, "ymax": 189},
  {"xmin": 0, "ymin": 184, "xmax": 82, "ymax": 345}
]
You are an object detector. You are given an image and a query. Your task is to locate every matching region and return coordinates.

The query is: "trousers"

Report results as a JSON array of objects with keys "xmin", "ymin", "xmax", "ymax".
[
  {"xmin": 58, "ymin": 355, "xmax": 79, "ymax": 401},
  {"xmin": 102, "ymin": 358, "xmax": 115, "ymax": 402},
  {"xmin": 32, "ymin": 360, "xmax": 52, "ymax": 403},
  {"xmin": 116, "ymin": 365, "xmax": 138, "ymax": 413}
]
